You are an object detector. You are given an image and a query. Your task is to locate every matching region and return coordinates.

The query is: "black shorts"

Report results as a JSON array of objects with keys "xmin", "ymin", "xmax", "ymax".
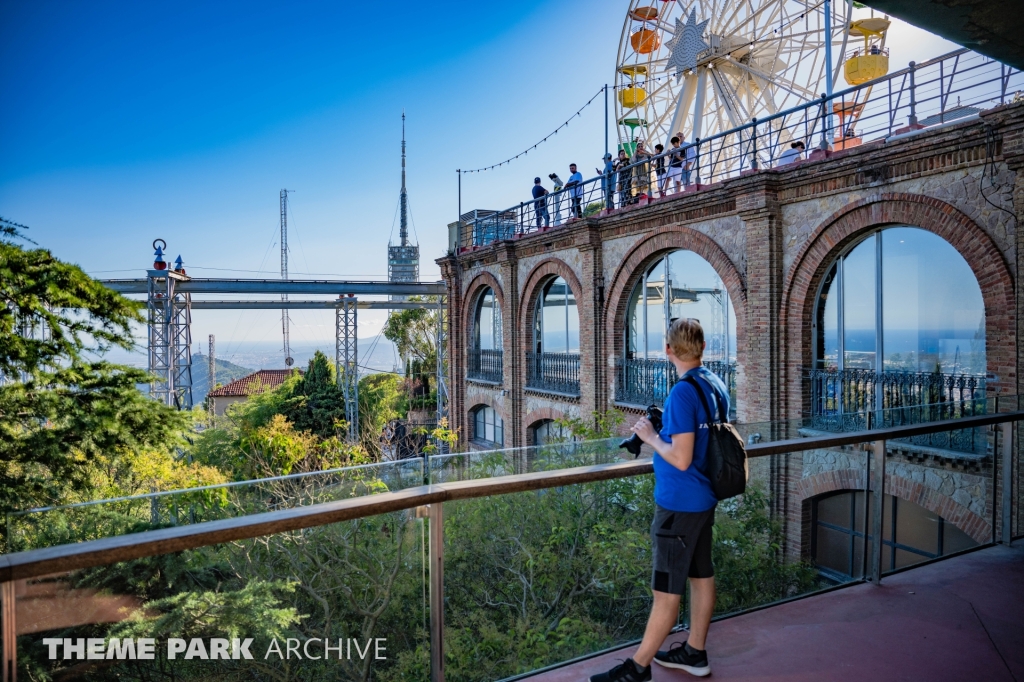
[{"xmin": 651, "ymin": 504, "xmax": 715, "ymax": 594}]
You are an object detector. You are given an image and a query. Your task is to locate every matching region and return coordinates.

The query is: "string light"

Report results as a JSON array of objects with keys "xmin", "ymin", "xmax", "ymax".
[{"xmin": 461, "ymin": 87, "xmax": 605, "ymax": 173}]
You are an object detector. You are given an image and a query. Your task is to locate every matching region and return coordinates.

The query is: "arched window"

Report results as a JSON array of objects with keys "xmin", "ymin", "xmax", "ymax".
[
  {"xmin": 811, "ymin": 489, "xmax": 977, "ymax": 580},
  {"xmin": 812, "ymin": 227, "xmax": 985, "ymax": 425},
  {"xmin": 469, "ymin": 287, "xmax": 503, "ymax": 383},
  {"xmin": 531, "ymin": 419, "xmax": 569, "ymax": 446},
  {"xmin": 471, "ymin": 405, "xmax": 504, "ymax": 447},
  {"xmin": 619, "ymin": 250, "xmax": 736, "ymax": 407},
  {"xmin": 528, "ymin": 277, "xmax": 581, "ymax": 394}
]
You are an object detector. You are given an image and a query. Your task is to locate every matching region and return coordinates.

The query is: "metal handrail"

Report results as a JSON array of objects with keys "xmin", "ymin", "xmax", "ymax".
[{"xmin": 2, "ymin": 408, "xmax": 1021, "ymax": 582}]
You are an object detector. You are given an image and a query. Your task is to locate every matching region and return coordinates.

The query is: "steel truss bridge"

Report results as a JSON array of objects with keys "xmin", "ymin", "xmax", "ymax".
[{"xmin": 100, "ymin": 271, "xmax": 449, "ymax": 443}]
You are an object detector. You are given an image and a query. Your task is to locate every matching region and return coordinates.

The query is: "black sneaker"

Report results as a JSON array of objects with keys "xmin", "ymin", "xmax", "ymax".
[
  {"xmin": 652, "ymin": 641, "xmax": 711, "ymax": 676},
  {"xmin": 589, "ymin": 658, "xmax": 651, "ymax": 682}
]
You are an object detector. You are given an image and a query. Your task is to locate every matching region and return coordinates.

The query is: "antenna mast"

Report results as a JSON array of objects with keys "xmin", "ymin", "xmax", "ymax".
[
  {"xmin": 280, "ymin": 189, "xmax": 293, "ymax": 367},
  {"xmin": 400, "ymin": 112, "xmax": 408, "ymax": 247},
  {"xmin": 388, "ymin": 112, "xmax": 419, "ymax": 300}
]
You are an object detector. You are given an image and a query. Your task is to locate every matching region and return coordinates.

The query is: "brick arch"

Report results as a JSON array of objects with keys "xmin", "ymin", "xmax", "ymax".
[
  {"xmin": 518, "ymin": 258, "xmax": 585, "ymax": 353},
  {"xmin": 524, "ymin": 406, "xmax": 572, "ymax": 445},
  {"xmin": 782, "ymin": 193, "xmax": 1016, "ymax": 415},
  {"xmin": 461, "ymin": 270, "xmax": 505, "ymax": 360},
  {"xmin": 466, "ymin": 396, "xmax": 508, "ymax": 444},
  {"xmin": 603, "ymin": 226, "xmax": 748, "ymax": 408},
  {"xmin": 795, "ymin": 469, "xmax": 990, "ymax": 544}
]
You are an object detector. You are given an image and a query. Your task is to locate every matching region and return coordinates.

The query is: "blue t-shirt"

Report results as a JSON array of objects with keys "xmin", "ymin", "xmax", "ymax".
[{"xmin": 653, "ymin": 366, "xmax": 729, "ymax": 512}]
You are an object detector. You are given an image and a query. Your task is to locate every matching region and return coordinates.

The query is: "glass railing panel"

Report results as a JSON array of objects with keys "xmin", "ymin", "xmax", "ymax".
[
  {"xmin": 6, "ymin": 458, "xmax": 424, "ymax": 552},
  {"xmin": 8, "ymin": 511, "xmax": 427, "ymax": 680},
  {"xmin": 429, "ymin": 438, "xmax": 624, "ymax": 483},
  {"xmin": 441, "ymin": 455, "xmax": 859, "ymax": 679}
]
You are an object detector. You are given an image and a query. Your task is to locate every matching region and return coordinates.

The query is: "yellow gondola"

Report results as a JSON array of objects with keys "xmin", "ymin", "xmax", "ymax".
[{"xmin": 844, "ymin": 17, "xmax": 890, "ymax": 86}]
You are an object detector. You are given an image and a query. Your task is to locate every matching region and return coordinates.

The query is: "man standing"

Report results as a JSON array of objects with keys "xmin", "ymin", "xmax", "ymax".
[
  {"xmin": 667, "ymin": 136, "xmax": 685, "ymax": 194},
  {"xmin": 590, "ymin": 318, "xmax": 725, "ymax": 682},
  {"xmin": 566, "ymin": 163, "xmax": 584, "ymax": 219},
  {"xmin": 598, "ymin": 153, "xmax": 615, "ymax": 210},
  {"xmin": 632, "ymin": 140, "xmax": 653, "ymax": 199},
  {"xmin": 680, "ymin": 131, "xmax": 697, "ymax": 187},
  {"xmin": 532, "ymin": 177, "xmax": 550, "ymax": 229},
  {"xmin": 654, "ymin": 143, "xmax": 668, "ymax": 197}
]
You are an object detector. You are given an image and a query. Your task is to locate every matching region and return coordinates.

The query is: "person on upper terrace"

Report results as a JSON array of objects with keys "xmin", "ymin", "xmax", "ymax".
[
  {"xmin": 614, "ymin": 148, "xmax": 632, "ymax": 207},
  {"xmin": 777, "ymin": 140, "xmax": 806, "ymax": 166},
  {"xmin": 566, "ymin": 163, "xmax": 584, "ymax": 219},
  {"xmin": 633, "ymin": 140, "xmax": 653, "ymax": 199},
  {"xmin": 598, "ymin": 153, "xmax": 615, "ymax": 210},
  {"xmin": 532, "ymin": 177, "xmax": 550, "ymax": 229},
  {"xmin": 654, "ymin": 143, "xmax": 668, "ymax": 197}
]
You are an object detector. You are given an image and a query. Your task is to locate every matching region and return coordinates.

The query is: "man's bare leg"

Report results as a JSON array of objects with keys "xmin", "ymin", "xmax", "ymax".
[{"xmin": 633, "ymin": 577, "xmax": 715, "ymax": 667}]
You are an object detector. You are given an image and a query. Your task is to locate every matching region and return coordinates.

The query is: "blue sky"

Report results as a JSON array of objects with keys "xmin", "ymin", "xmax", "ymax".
[{"xmin": 0, "ymin": 1, "xmax": 958, "ymax": 364}]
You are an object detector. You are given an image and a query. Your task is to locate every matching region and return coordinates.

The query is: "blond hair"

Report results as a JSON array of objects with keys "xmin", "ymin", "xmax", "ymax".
[{"xmin": 666, "ymin": 318, "xmax": 704, "ymax": 361}]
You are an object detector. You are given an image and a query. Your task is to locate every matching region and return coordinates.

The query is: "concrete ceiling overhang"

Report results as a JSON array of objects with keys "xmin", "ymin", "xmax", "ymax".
[{"xmin": 865, "ymin": 0, "xmax": 1024, "ymax": 70}]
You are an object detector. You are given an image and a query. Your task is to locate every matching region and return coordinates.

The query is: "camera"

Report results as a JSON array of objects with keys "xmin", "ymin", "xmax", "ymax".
[{"xmin": 619, "ymin": 404, "xmax": 663, "ymax": 457}]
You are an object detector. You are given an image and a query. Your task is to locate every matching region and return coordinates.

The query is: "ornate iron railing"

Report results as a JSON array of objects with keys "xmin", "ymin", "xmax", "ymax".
[
  {"xmin": 807, "ymin": 368, "xmax": 986, "ymax": 452},
  {"xmin": 526, "ymin": 351, "xmax": 581, "ymax": 395},
  {"xmin": 615, "ymin": 357, "xmax": 737, "ymax": 415},
  {"xmin": 467, "ymin": 348, "xmax": 503, "ymax": 383}
]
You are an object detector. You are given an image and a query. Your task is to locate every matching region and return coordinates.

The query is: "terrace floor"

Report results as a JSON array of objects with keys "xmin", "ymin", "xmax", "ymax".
[{"xmin": 523, "ymin": 543, "xmax": 1024, "ymax": 681}]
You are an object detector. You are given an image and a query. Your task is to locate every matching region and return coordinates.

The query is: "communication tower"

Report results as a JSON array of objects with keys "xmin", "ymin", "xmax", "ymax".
[
  {"xmin": 388, "ymin": 112, "xmax": 419, "ymax": 300},
  {"xmin": 280, "ymin": 189, "xmax": 294, "ymax": 367}
]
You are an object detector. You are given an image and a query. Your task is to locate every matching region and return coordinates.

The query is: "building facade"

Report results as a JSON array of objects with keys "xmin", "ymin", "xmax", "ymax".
[{"xmin": 439, "ymin": 101, "xmax": 1024, "ymax": 568}]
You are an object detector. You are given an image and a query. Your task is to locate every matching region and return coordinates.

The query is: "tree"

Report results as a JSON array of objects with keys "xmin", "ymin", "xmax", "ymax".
[
  {"xmin": 0, "ymin": 219, "xmax": 187, "ymax": 524},
  {"xmin": 383, "ymin": 297, "xmax": 441, "ymax": 394}
]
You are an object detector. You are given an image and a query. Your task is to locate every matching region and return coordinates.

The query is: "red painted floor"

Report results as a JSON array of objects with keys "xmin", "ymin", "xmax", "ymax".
[{"xmin": 522, "ymin": 544, "xmax": 1024, "ymax": 682}]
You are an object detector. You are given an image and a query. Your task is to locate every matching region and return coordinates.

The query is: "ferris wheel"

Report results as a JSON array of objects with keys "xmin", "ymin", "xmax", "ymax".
[{"xmin": 615, "ymin": 0, "xmax": 854, "ymax": 151}]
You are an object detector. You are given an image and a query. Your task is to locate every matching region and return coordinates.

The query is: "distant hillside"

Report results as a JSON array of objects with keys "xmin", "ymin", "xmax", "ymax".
[{"xmin": 191, "ymin": 354, "xmax": 255, "ymax": 405}]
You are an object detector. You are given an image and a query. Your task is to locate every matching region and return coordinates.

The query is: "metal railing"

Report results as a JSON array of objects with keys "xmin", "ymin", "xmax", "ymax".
[
  {"xmin": 615, "ymin": 357, "xmax": 736, "ymax": 415},
  {"xmin": 526, "ymin": 351, "xmax": 581, "ymax": 395},
  {"xmin": 455, "ymin": 49, "xmax": 1023, "ymax": 252},
  {"xmin": 1, "ymin": 410, "xmax": 1019, "ymax": 682},
  {"xmin": 467, "ymin": 348, "xmax": 503, "ymax": 383},
  {"xmin": 808, "ymin": 368, "xmax": 986, "ymax": 452}
]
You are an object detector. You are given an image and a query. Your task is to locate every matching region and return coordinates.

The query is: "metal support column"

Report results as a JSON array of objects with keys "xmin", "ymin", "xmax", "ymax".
[
  {"xmin": 1001, "ymin": 422, "xmax": 1013, "ymax": 545},
  {"xmin": 170, "ymin": 289, "xmax": 193, "ymax": 410},
  {"xmin": 870, "ymin": 438, "xmax": 887, "ymax": 584},
  {"xmin": 2, "ymin": 580, "xmax": 15, "ymax": 682},
  {"xmin": 428, "ymin": 503, "xmax": 445, "ymax": 682},
  {"xmin": 435, "ymin": 292, "xmax": 449, "ymax": 439},
  {"xmin": 336, "ymin": 296, "xmax": 359, "ymax": 443}
]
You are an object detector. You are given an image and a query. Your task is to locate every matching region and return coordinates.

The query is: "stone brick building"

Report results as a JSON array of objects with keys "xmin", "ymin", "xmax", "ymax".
[{"xmin": 439, "ymin": 101, "xmax": 1024, "ymax": 572}]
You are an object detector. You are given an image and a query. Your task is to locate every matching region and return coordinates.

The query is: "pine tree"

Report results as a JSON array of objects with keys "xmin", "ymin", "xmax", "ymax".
[{"xmin": 0, "ymin": 219, "xmax": 186, "ymax": 518}]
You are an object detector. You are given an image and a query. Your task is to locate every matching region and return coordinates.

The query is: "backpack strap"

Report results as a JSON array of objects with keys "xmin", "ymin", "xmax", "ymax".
[{"xmin": 682, "ymin": 375, "xmax": 727, "ymax": 425}]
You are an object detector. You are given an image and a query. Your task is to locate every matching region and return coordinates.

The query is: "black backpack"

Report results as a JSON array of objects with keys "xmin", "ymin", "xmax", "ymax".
[{"xmin": 683, "ymin": 376, "xmax": 748, "ymax": 501}]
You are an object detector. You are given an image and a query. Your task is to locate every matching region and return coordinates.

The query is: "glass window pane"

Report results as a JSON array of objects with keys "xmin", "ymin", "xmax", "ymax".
[
  {"xmin": 817, "ymin": 263, "xmax": 839, "ymax": 370},
  {"xmin": 817, "ymin": 492, "xmax": 852, "ymax": 528},
  {"xmin": 478, "ymin": 290, "xmax": 494, "ymax": 350},
  {"xmin": 566, "ymin": 285, "xmax": 579, "ymax": 353},
  {"xmin": 883, "ymin": 493, "xmax": 893, "ymax": 541},
  {"xmin": 894, "ymin": 496, "xmax": 940, "ymax": 556},
  {"xmin": 942, "ymin": 520, "xmax": 978, "ymax": 555},
  {"xmin": 815, "ymin": 525, "xmax": 853, "ymax": 575},
  {"xmin": 843, "ymin": 236, "xmax": 877, "ymax": 370},
  {"xmin": 484, "ymin": 408, "xmax": 495, "ymax": 443},
  {"xmin": 645, "ymin": 260, "xmax": 666, "ymax": 358},
  {"xmin": 664, "ymin": 250, "xmax": 734, "ymax": 363},
  {"xmin": 495, "ymin": 415, "xmax": 504, "ymax": 446},
  {"xmin": 882, "ymin": 227, "xmax": 985, "ymax": 374},
  {"xmin": 894, "ymin": 548, "xmax": 927, "ymax": 569},
  {"xmin": 854, "ymin": 491, "xmax": 867, "ymax": 533},
  {"xmin": 475, "ymin": 409, "xmax": 485, "ymax": 441},
  {"xmin": 542, "ymin": 278, "xmax": 568, "ymax": 354},
  {"xmin": 626, "ymin": 281, "xmax": 643, "ymax": 358}
]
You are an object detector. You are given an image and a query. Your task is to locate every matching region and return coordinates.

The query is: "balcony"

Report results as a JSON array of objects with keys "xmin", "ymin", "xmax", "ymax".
[
  {"xmin": 467, "ymin": 348, "xmax": 503, "ymax": 384},
  {"xmin": 3, "ymin": 406, "xmax": 1019, "ymax": 682},
  {"xmin": 808, "ymin": 368, "xmax": 987, "ymax": 452},
  {"xmin": 526, "ymin": 351, "xmax": 580, "ymax": 395},
  {"xmin": 616, "ymin": 357, "xmax": 736, "ymax": 415}
]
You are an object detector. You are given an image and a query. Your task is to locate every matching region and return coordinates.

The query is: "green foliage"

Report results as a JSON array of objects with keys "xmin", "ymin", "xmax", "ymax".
[
  {"xmin": 358, "ymin": 373, "xmax": 407, "ymax": 459},
  {"xmin": 383, "ymin": 297, "xmax": 441, "ymax": 384},
  {"xmin": 555, "ymin": 409, "xmax": 627, "ymax": 441},
  {"xmin": 0, "ymin": 222, "xmax": 187, "ymax": 523}
]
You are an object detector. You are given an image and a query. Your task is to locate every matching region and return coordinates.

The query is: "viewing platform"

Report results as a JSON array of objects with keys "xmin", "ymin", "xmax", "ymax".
[{"xmin": 524, "ymin": 543, "xmax": 1024, "ymax": 681}]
